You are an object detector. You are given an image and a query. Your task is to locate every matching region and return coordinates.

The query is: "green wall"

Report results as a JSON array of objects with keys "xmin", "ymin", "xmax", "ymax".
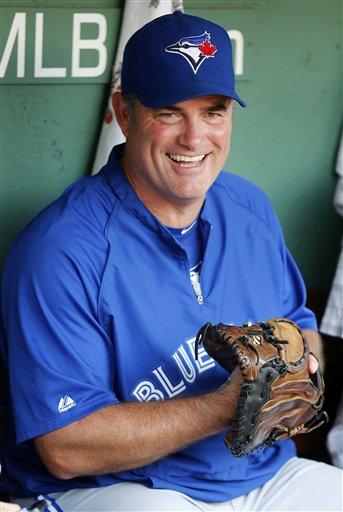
[{"xmin": 1, "ymin": 0, "xmax": 342, "ymax": 289}]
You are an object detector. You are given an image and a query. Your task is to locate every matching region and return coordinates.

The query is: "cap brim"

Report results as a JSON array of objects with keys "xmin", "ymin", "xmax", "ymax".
[{"xmin": 136, "ymin": 80, "xmax": 246, "ymax": 108}]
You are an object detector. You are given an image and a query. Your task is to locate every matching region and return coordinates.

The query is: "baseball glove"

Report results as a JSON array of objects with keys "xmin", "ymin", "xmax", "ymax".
[{"xmin": 195, "ymin": 318, "xmax": 328, "ymax": 457}]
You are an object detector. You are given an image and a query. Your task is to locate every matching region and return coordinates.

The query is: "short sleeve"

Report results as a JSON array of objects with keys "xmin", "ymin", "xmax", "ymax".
[
  {"xmin": 1, "ymin": 229, "xmax": 118, "ymax": 444},
  {"xmin": 219, "ymin": 172, "xmax": 318, "ymax": 331}
]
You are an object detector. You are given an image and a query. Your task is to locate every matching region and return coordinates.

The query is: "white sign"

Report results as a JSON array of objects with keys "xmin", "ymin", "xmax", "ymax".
[
  {"xmin": 1, "ymin": 12, "xmax": 107, "ymax": 78},
  {"xmin": 0, "ymin": 11, "xmax": 245, "ymax": 80}
]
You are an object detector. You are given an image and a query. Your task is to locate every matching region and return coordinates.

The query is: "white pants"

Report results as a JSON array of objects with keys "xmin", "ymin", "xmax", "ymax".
[
  {"xmin": 327, "ymin": 393, "xmax": 343, "ymax": 469},
  {"xmin": 15, "ymin": 458, "xmax": 343, "ymax": 512}
]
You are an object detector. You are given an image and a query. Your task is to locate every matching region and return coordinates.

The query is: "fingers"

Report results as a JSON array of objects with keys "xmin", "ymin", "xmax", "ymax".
[{"xmin": 308, "ymin": 353, "xmax": 319, "ymax": 374}]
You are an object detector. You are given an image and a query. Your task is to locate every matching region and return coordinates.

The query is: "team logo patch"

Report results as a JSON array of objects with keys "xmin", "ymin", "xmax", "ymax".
[{"xmin": 165, "ymin": 32, "xmax": 217, "ymax": 74}]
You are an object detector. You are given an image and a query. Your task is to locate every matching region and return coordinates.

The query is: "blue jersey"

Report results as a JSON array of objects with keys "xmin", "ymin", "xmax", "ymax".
[{"xmin": 0, "ymin": 144, "xmax": 316, "ymax": 501}]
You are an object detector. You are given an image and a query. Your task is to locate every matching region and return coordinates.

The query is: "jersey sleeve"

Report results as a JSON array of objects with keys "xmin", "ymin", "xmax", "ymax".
[
  {"xmin": 1, "ymin": 229, "xmax": 119, "ymax": 444},
  {"xmin": 222, "ymin": 171, "xmax": 318, "ymax": 331}
]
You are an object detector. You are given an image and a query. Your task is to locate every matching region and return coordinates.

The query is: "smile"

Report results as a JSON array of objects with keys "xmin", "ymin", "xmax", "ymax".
[{"xmin": 167, "ymin": 153, "xmax": 206, "ymax": 163}]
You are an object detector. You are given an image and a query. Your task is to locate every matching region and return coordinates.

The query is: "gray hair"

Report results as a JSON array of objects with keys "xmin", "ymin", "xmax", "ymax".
[{"xmin": 122, "ymin": 93, "xmax": 137, "ymax": 121}]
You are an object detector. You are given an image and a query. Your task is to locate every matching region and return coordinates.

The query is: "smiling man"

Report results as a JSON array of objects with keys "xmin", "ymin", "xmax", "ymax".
[
  {"xmin": 1, "ymin": 11, "xmax": 342, "ymax": 512},
  {"xmin": 114, "ymin": 94, "xmax": 233, "ymax": 226}
]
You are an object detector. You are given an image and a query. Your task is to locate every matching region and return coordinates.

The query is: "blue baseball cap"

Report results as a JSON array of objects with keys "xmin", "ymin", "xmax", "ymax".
[{"xmin": 121, "ymin": 11, "xmax": 246, "ymax": 108}]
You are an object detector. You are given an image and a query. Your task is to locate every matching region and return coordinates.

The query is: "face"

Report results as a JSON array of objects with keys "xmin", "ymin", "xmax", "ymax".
[{"xmin": 113, "ymin": 94, "xmax": 233, "ymax": 219}]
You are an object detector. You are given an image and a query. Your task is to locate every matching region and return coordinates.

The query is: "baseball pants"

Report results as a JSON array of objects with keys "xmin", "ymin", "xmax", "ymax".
[{"xmin": 14, "ymin": 457, "xmax": 343, "ymax": 512}]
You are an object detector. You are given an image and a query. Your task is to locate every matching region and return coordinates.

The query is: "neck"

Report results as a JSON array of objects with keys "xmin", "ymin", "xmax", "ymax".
[
  {"xmin": 145, "ymin": 201, "xmax": 202, "ymax": 228},
  {"xmin": 120, "ymin": 158, "xmax": 204, "ymax": 228}
]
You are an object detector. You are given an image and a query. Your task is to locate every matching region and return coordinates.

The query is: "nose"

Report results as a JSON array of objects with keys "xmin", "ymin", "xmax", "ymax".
[{"xmin": 176, "ymin": 116, "xmax": 204, "ymax": 151}]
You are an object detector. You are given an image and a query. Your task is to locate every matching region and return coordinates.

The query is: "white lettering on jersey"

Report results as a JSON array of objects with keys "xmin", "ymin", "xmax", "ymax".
[
  {"xmin": 186, "ymin": 337, "xmax": 216, "ymax": 373},
  {"xmin": 131, "ymin": 380, "xmax": 165, "ymax": 402},
  {"xmin": 130, "ymin": 335, "xmax": 216, "ymax": 401},
  {"xmin": 173, "ymin": 345, "xmax": 196, "ymax": 383},
  {"xmin": 152, "ymin": 366, "xmax": 186, "ymax": 397}
]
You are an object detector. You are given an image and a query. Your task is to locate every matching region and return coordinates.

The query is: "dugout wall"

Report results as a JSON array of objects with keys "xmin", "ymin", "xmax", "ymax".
[{"xmin": 1, "ymin": 0, "xmax": 342, "ymax": 292}]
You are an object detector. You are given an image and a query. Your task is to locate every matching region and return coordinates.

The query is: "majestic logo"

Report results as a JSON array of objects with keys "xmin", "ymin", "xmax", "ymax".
[
  {"xmin": 58, "ymin": 395, "xmax": 76, "ymax": 413},
  {"xmin": 165, "ymin": 32, "xmax": 217, "ymax": 74}
]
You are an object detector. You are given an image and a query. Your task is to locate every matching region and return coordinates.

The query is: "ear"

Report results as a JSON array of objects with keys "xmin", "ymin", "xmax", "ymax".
[{"xmin": 112, "ymin": 92, "xmax": 131, "ymax": 137}]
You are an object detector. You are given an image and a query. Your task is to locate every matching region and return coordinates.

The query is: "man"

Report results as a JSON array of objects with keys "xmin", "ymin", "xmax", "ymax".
[{"xmin": 1, "ymin": 11, "xmax": 342, "ymax": 512}]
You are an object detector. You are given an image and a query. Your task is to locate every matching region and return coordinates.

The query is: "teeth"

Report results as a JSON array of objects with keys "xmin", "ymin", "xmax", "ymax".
[{"xmin": 168, "ymin": 153, "xmax": 205, "ymax": 163}]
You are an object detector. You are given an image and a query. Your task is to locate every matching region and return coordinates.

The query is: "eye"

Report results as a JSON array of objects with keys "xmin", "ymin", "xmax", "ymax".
[
  {"xmin": 155, "ymin": 112, "xmax": 182, "ymax": 124},
  {"xmin": 207, "ymin": 111, "xmax": 222, "ymax": 117},
  {"xmin": 205, "ymin": 111, "xmax": 224, "ymax": 124}
]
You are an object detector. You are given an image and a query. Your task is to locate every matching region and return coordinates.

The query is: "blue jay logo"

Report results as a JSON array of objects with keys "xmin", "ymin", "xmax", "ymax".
[{"xmin": 165, "ymin": 32, "xmax": 217, "ymax": 74}]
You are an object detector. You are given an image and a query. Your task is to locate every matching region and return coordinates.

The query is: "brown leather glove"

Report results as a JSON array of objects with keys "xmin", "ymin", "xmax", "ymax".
[{"xmin": 195, "ymin": 318, "xmax": 328, "ymax": 457}]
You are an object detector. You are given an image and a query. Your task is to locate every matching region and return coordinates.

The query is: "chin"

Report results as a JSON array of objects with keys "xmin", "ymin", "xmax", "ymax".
[{"xmin": 173, "ymin": 190, "xmax": 207, "ymax": 205}]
